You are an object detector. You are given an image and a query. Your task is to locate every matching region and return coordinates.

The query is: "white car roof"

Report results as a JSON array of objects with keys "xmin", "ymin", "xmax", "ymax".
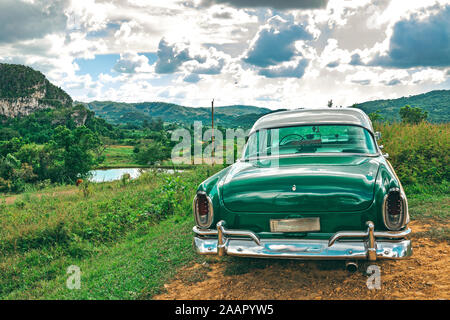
[{"xmin": 249, "ymin": 108, "xmax": 374, "ymax": 135}]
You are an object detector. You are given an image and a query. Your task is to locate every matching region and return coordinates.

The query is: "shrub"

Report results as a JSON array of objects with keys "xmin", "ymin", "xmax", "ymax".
[
  {"xmin": 375, "ymin": 122, "xmax": 449, "ymax": 185},
  {"xmin": 120, "ymin": 173, "xmax": 131, "ymax": 186},
  {"xmin": 399, "ymin": 105, "xmax": 428, "ymax": 124},
  {"xmin": 80, "ymin": 180, "xmax": 93, "ymax": 198},
  {"xmin": 134, "ymin": 141, "xmax": 170, "ymax": 165}
]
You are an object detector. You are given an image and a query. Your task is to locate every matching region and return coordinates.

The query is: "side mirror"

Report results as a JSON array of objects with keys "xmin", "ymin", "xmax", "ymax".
[
  {"xmin": 379, "ymin": 144, "xmax": 384, "ymax": 150},
  {"xmin": 383, "ymin": 153, "xmax": 389, "ymax": 159},
  {"xmin": 375, "ymin": 132, "xmax": 382, "ymax": 140}
]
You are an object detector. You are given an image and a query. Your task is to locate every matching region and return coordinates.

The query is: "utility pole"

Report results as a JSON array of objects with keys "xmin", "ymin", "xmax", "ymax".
[{"xmin": 211, "ymin": 98, "xmax": 215, "ymax": 165}]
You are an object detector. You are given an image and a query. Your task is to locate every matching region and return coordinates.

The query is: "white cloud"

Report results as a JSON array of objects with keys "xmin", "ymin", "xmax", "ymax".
[
  {"xmin": 0, "ymin": 0, "xmax": 449, "ymax": 110},
  {"xmin": 318, "ymin": 38, "xmax": 350, "ymax": 68},
  {"xmin": 411, "ymin": 69, "xmax": 446, "ymax": 84},
  {"xmin": 113, "ymin": 51, "xmax": 153, "ymax": 73},
  {"xmin": 201, "ymin": 0, "xmax": 329, "ymax": 10}
]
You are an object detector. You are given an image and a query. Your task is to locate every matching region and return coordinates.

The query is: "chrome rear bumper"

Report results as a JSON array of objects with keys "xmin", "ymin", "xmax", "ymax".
[{"xmin": 193, "ymin": 220, "xmax": 412, "ymax": 261}]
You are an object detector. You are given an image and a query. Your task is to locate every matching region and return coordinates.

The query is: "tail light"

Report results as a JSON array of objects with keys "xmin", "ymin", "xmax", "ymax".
[
  {"xmin": 383, "ymin": 188, "xmax": 408, "ymax": 231},
  {"xmin": 193, "ymin": 192, "xmax": 213, "ymax": 228}
]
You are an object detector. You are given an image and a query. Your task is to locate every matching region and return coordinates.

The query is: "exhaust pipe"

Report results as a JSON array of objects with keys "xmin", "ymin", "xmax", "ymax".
[{"xmin": 345, "ymin": 261, "xmax": 358, "ymax": 273}]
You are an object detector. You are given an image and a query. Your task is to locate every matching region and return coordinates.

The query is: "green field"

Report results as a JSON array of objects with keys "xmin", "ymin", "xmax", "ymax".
[
  {"xmin": 0, "ymin": 166, "xmax": 222, "ymax": 299},
  {"xmin": 97, "ymin": 145, "xmax": 197, "ymax": 169},
  {"xmin": 98, "ymin": 145, "xmax": 141, "ymax": 168}
]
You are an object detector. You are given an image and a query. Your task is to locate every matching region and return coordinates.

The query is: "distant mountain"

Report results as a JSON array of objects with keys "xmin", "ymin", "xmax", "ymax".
[
  {"xmin": 0, "ymin": 63, "xmax": 72, "ymax": 117},
  {"xmin": 0, "ymin": 64, "xmax": 114, "ymax": 139},
  {"xmin": 352, "ymin": 90, "xmax": 450, "ymax": 123},
  {"xmin": 3, "ymin": 62, "xmax": 447, "ymax": 126},
  {"xmin": 79, "ymin": 101, "xmax": 272, "ymax": 128},
  {"xmin": 82, "ymin": 89, "xmax": 450, "ymax": 128}
]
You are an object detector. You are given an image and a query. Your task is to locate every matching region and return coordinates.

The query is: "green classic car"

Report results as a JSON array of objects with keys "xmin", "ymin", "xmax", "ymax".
[{"xmin": 192, "ymin": 108, "xmax": 411, "ymax": 269}]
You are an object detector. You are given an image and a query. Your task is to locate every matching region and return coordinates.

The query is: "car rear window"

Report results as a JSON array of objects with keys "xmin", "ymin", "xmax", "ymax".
[{"xmin": 244, "ymin": 125, "xmax": 377, "ymax": 159}]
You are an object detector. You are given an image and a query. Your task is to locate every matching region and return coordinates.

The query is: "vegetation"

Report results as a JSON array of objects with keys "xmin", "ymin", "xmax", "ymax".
[
  {"xmin": 0, "ymin": 115, "xmax": 448, "ymax": 299},
  {"xmin": 0, "ymin": 165, "xmax": 447, "ymax": 299},
  {"xmin": 134, "ymin": 142, "xmax": 171, "ymax": 166},
  {"xmin": 368, "ymin": 110, "xmax": 384, "ymax": 122},
  {"xmin": 80, "ymin": 100, "xmax": 271, "ymax": 128},
  {"xmin": 0, "ymin": 64, "xmax": 116, "ymax": 191},
  {"xmin": 0, "ymin": 64, "xmax": 176, "ymax": 189},
  {"xmin": 399, "ymin": 105, "xmax": 428, "ymax": 124},
  {"xmin": 0, "ymin": 63, "xmax": 72, "ymax": 108},
  {"xmin": 99, "ymin": 146, "xmax": 138, "ymax": 168},
  {"xmin": 0, "ymin": 119, "xmax": 179, "ymax": 192},
  {"xmin": 0, "ymin": 105, "xmax": 117, "ymax": 191},
  {"xmin": 375, "ymin": 122, "xmax": 449, "ymax": 185},
  {"xmin": 0, "ymin": 105, "xmax": 117, "ymax": 143},
  {"xmin": 0, "ymin": 104, "xmax": 183, "ymax": 192},
  {"xmin": 0, "ymin": 167, "xmax": 221, "ymax": 299},
  {"xmin": 0, "ymin": 126, "xmax": 104, "ymax": 192},
  {"xmin": 353, "ymin": 89, "xmax": 450, "ymax": 123},
  {"xmin": 80, "ymin": 89, "xmax": 450, "ymax": 127}
]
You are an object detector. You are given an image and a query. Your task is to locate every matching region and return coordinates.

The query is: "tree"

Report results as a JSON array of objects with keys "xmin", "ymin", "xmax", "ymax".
[
  {"xmin": 134, "ymin": 141, "xmax": 170, "ymax": 165},
  {"xmin": 327, "ymin": 99, "xmax": 333, "ymax": 108},
  {"xmin": 151, "ymin": 118, "xmax": 164, "ymax": 131},
  {"xmin": 399, "ymin": 105, "xmax": 428, "ymax": 124},
  {"xmin": 0, "ymin": 154, "xmax": 36, "ymax": 192},
  {"xmin": 50, "ymin": 125, "xmax": 102, "ymax": 182},
  {"xmin": 0, "ymin": 137, "xmax": 24, "ymax": 157},
  {"xmin": 0, "ymin": 127, "xmax": 20, "ymax": 141},
  {"xmin": 369, "ymin": 110, "xmax": 384, "ymax": 122}
]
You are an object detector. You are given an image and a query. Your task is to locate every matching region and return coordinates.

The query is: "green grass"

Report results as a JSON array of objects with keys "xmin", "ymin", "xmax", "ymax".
[
  {"xmin": 97, "ymin": 145, "xmax": 197, "ymax": 169},
  {"xmin": 5, "ymin": 215, "xmax": 203, "ymax": 299},
  {"xmin": 404, "ymin": 181, "xmax": 449, "ymax": 222},
  {"xmin": 408, "ymin": 194, "xmax": 449, "ymax": 222},
  {"xmin": 98, "ymin": 145, "xmax": 140, "ymax": 168},
  {"xmin": 0, "ymin": 166, "xmax": 221, "ymax": 299}
]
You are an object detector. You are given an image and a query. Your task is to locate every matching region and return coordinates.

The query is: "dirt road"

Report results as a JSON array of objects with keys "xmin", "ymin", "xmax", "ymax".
[{"xmin": 155, "ymin": 220, "xmax": 449, "ymax": 300}]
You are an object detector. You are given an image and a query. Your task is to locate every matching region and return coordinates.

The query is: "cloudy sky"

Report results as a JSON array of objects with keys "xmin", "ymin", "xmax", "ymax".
[{"xmin": 1, "ymin": 0, "xmax": 449, "ymax": 109}]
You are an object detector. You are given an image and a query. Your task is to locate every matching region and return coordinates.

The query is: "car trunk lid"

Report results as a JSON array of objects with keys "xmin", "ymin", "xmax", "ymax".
[{"xmin": 222, "ymin": 156, "xmax": 379, "ymax": 213}]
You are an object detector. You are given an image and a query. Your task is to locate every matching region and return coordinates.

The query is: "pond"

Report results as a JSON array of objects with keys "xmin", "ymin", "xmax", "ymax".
[{"xmin": 88, "ymin": 168, "xmax": 181, "ymax": 183}]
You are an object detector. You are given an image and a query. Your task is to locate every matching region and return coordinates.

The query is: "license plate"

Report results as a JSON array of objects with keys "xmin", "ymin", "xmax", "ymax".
[{"xmin": 270, "ymin": 218, "xmax": 320, "ymax": 233}]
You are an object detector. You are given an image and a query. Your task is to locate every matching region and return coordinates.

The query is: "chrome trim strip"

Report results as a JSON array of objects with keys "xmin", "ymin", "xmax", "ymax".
[
  {"xmin": 366, "ymin": 221, "xmax": 377, "ymax": 261},
  {"xmin": 328, "ymin": 226, "xmax": 411, "ymax": 246},
  {"xmin": 194, "ymin": 222, "xmax": 261, "ymax": 246},
  {"xmin": 193, "ymin": 237, "xmax": 412, "ymax": 260},
  {"xmin": 193, "ymin": 220, "xmax": 411, "ymax": 261},
  {"xmin": 249, "ymin": 121, "xmax": 375, "ymax": 136},
  {"xmin": 193, "ymin": 227, "xmax": 218, "ymax": 237}
]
